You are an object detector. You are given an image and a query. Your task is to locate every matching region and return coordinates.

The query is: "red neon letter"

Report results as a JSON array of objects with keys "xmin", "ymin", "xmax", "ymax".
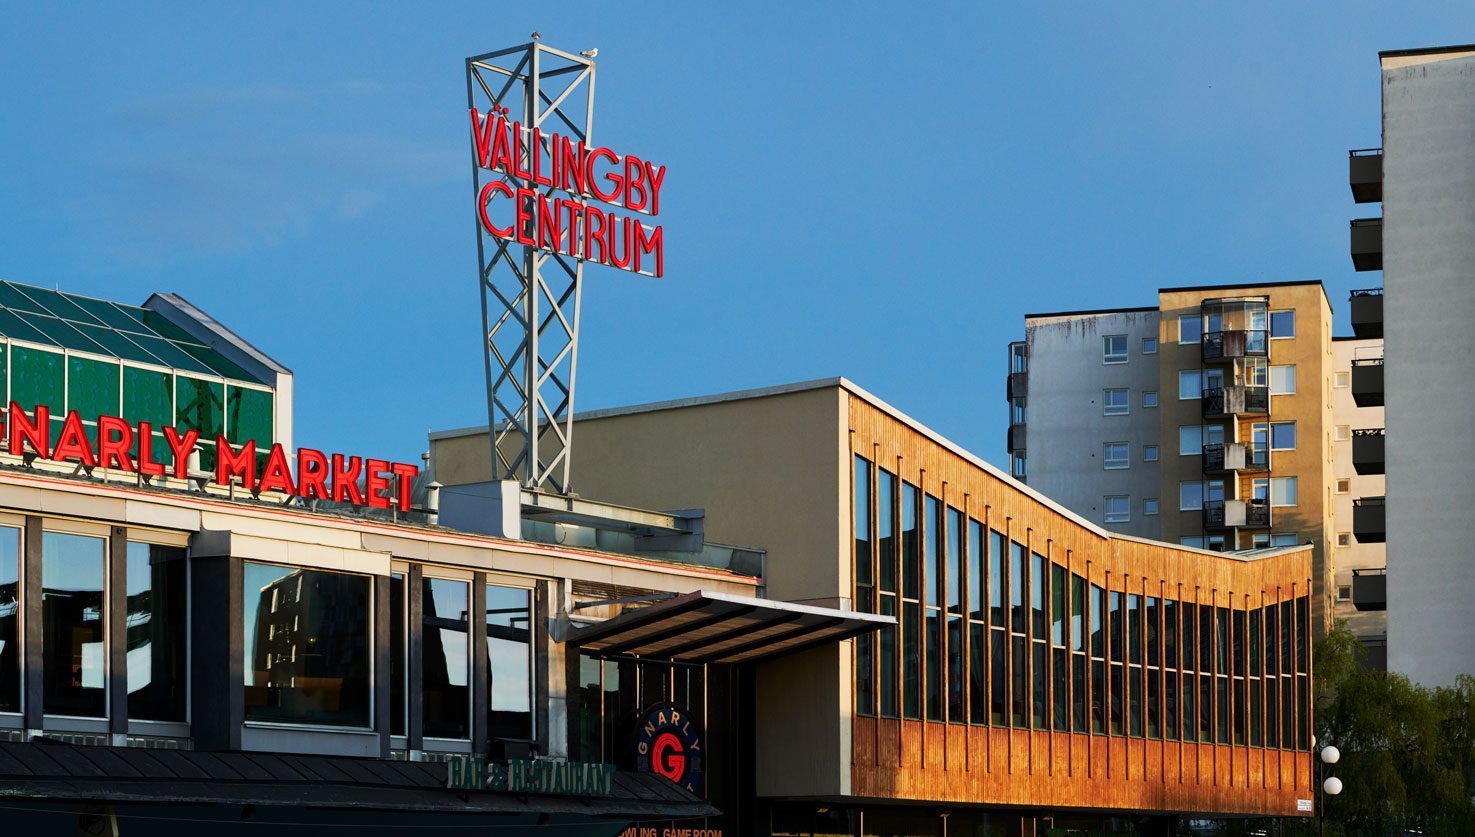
[
  {"xmin": 634, "ymin": 223, "xmax": 665, "ymax": 278},
  {"xmin": 97, "ymin": 415, "xmax": 135, "ymax": 471},
  {"xmin": 53, "ymin": 411, "xmax": 98, "ymax": 467},
  {"xmin": 215, "ymin": 437, "xmax": 257, "ymax": 489},
  {"xmin": 586, "ymin": 147, "xmax": 620, "ymax": 202},
  {"xmin": 297, "ymin": 448, "xmax": 331, "ymax": 501},
  {"xmin": 256, "ymin": 443, "xmax": 296, "ymax": 496},
  {"xmin": 478, "ymin": 181, "xmax": 515, "ymax": 238},
  {"xmin": 364, "ymin": 458, "xmax": 392, "ymax": 510},
  {"xmin": 644, "ymin": 161, "xmax": 666, "ymax": 215},
  {"xmin": 390, "ymin": 462, "xmax": 420, "ymax": 512},
  {"xmin": 136, "ymin": 422, "xmax": 166, "ymax": 476},
  {"xmin": 623, "ymin": 156, "xmax": 648, "ymax": 212},
  {"xmin": 163, "ymin": 427, "xmax": 201, "ymax": 479},
  {"xmin": 7, "ymin": 402, "xmax": 49, "ymax": 458},
  {"xmin": 470, "ymin": 108, "xmax": 496, "ymax": 169},
  {"xmin": 331, "ymin": 454, "xmax": 365, "ymax": 505}
]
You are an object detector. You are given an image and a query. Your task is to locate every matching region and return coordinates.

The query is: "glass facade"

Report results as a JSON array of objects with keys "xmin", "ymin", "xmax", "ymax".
[
  {"xmin": 423, "ymin": 577, "xmax": 470, "ymax": 739},
  {"xmin": 242, "ymin": 563, "xmax": 371, "ymax": 727},
  {"xmin": 485, "ymin": 584, "xmax": 533, "ymax": 740},
  {"xmin": 125, "ymin": 542, "xmax": 188, "ymax": 722},
  {"xmin": 42, "ymin": 532, "xmax": 106, "ymax": 717},
  {"xmin": 851, "ymin": 455, "xmax": 1313, "ymax": 751},
  {"xmin": 0, "ymin": 526, "xmax": 18, "ymax": 713}
]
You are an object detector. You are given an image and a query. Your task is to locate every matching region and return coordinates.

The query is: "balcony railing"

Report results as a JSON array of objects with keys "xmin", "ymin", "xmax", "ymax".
[
  {"xmin": 1202, "ymin": 329, "xmax": 1268, "ymax": 363},
  {"xmin": 1352, "ymin": 428, "xmax": 1385, "ymax": 475},
  {"xmin": 1357, "ymin": 634, "xmax": 1388, "ymax": 672},
  {"xmin": 1007, "ymin": 422, "xmax": 1026, "ymax": 455},
  {"xmin": 1202, "ymin": 385, "xmax": 1270, "ymax": 419},
  {"xmin": 1203, "ymin": 498, "xmax": 1272, "ymax": 531},
  {"xmin": 1354, "ymin": 496, "xmax": 1386, "ymax": 543},
  {"xmin": 1202, "ymin": 442, "xmax": 1270, "ymax": 475},
  {"xmin": 1007, "ymin": 371, "xmax": 1028, "ymax": 403},
  {"xmin": 1352, "ymin": 567, "xmax": 1386, "ymax": 612},
  {"xmin": 1350, "ymin": 288, "xmax": 1383, "ymax": 339},
  {"xmin": 1351, "ymin": 218, "xmax": 1383, "ymax": 271},
  {"xmin": 1349, "ymin": 148, "xmax": 1383, "ymax": 203},
  {"xmin": 1352, "ymin": 358, "xmax": 1384, "ymax": 407}
]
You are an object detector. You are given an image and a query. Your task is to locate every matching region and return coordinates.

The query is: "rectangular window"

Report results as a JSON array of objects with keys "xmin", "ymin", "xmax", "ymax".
[
  {"xmin": 1335, "ymin": 425, "xmax": 1351, "ymax": 442},
  {"xmin": 1143, "ymin": 391, "xmax": 1158, "ymax": 408},
  {"xmin": 1269, "ymin": 365, "xmax": 1297, "ymax": 395},
  {"xmin": 0, "ymin": 526, "xmax": 18, "ymax": 713},
  {"xmin": 11, "ymin": 345, "xmax": 64, "ymax": 415},
  {"xmin": 243, "ymin": 562, "xmax": 371, "ymax": 727},
  {"xmin": 1178, "ymin": 370, "xmax": 1202, "ymax": 400},
  {"xmin": 1271, "ymin": 477, "xmax": 1298, "ymax": 507},
  {"xmin": 226, "ymin": 385, "xmax": 275, "ymax": 446},
  {"xmin": 1179, "ymin": 426, "xmax": 1201, "ymax": 456},
  {"xmin": 1144, "ymin": 498, "xmax": 1159, "ymax": 516},
  {"xmin": 486, "ymin": 585, "xmax": 533, "ymax": 740},
  {"xmin": 422, "ymin": 576, "xmax": 471, "ymax": 738},
  {"xmin": 1142, "ymin": 337, "xmax": 1158, "ymax": 355},
  {"xmin": 1334, "ymin": 371, "xmax": 1350, "ymax": 388},
  {"xmin": 1103, "ymin": 388, "xmax": 1129, "ymax": 416},
  {"xmin": 1143, "ymin": 445, "xmax": 1159, "ymax": 462},
  {"xmin": 1180, "ymin": 481, "xmax": 1205, "ymax": 511},
  {"xmin": 1104, "ymin": 442, "xmax": 1129, "ymax": 470},
  {"xmin": 1105, "ymin": 495, "xmax": 1130, "ymax": 524},
  {"xmin": 924, "ymin": 496, "xmax": 943, "ymax": 722},
  {"xmin": 924, "ymin": 496, "xmax": 940, "ymax": 608},
  {"xmin": 391, "ymin": 573, "xmax": 406, "ymax": 736},
  {"xmin": 854, "ymin": 458, "xmax": 874, "ymax": 716},
  {"xmin": 946, "ymin": 508, "xmax": 963, "ymax": 613},
  {"xmin": 1270, "ymin": 422, "xmax": 1297, "ymax": 451},
  {"xmin": 1337, "ymin": 532, "xmax": 1351, "ymax": 547},
  {"xmin": 68, "ymin": 355, "xmax": 122, "ymax": 420},
  {"xmin": 1270, "ymin": 310, "xmax": 1295, "ymax": 339},
  {"xmin": 1179, "ymin": 315, "xmax": 1202, "ymax": 344},
  {"xmin": 1104, "ymin": 335, "xmax": 1128, "ymax": 364},
  {"xmin": 1272, "ymin": 533, "xmax": 1299, "ymax": 547},
  {"xmin": 126, "ymin": 542, "xmax": 188, "ymax": 722},
  {"xmin": 43, "ymin": 532, "xmax": 107, "ymax": 718}
]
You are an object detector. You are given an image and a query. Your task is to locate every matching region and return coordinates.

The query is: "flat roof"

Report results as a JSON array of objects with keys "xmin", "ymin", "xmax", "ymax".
[
  {"xmin": 1024, "ymin": 306, "xmax": 1156, "ymax": 320},
  {"xmin": 1379, "ymin": 43, "xmax": 1475, "ymax": 58},
  {"xmin": 429, "ymin": 377, "xmax": 1313, "ymax": 564}
]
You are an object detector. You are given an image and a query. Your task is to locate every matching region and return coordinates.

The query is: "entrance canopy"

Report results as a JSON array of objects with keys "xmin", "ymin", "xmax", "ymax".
[{"xmin": 568, "ymin": 590, "xmax": 893, "ymax": 665}]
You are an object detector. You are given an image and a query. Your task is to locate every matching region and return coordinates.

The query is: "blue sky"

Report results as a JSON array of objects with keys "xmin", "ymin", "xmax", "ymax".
[{"xmin": 0, "ymin": 3, "xmax": 1469, "ymax": 468}]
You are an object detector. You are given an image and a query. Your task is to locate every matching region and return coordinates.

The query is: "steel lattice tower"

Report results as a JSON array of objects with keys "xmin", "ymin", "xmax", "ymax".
[{"xmin": 466, "ymin": 42, "xmax": 595, "ymax": 494}]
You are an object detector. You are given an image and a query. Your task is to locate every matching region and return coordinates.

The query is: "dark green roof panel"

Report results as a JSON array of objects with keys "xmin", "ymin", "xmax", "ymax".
[{"xmin": 0, "ymin": 280, "xmax": 267, "ymax": 385}]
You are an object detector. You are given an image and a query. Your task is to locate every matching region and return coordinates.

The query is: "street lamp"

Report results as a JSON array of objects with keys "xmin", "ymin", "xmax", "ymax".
[{"xmin": 1319, "ymin": 744, "xmax": 1343, "ymax": 836}]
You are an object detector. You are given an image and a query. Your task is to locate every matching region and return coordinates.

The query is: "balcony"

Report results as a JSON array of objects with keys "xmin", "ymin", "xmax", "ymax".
[
  {"xmin": 1353, "ymin": 496, "xmax": 1386, "ymax": 543},
  {"xmin": 1202, "ymin": 385, "xmax": 1270, "ymax": 420},
  {"xmin": 1349, "ymin": 148, "xmax": 1383, "ymax": 203},
  {"xmin": 1202, "ymin": 442, "xmax": 1270, "ymax": 476},
  {"xmin": 1350, "ymin": 218, "xmax": 1383, "ymax": 271},
  {"xmin": 1351, "ymin": 358, "xmax": 1384, "ymax": 407},
  {"xmin": 1007, "ymin": 371, "xmax": 1028, "ymax": 403},
  {"xmin": 1352, "ymin": 429, "xmax": 1385, "ymax": 475},
  {"xmin": 1352, "ymin": 567, "xmax": 1386, "ymax": 612},
  {"xmin": 1007, "ymin": 422, "xmax": 1026, "ymax": 455},
  {"xmin": 1357, "ymin": 634, "xmax": 1388, "ymax": 672},
  {"xmin": 1203, "ymin": 498, "xmax": 1272, "ymax": 531},
  {"xmin": 1202, "ymin": 330, "xmax": 1268, "ymax": 364},
  {"xmin": 1350, "ymin": 288, "xmax": 1383, "ymax": 339}
]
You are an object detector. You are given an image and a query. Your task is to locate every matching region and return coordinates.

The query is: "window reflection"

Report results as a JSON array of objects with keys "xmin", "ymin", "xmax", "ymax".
[
  {"xmin": 125, "ymin": 542, "xmax": 187, "ymax": 722},
  {"xmin": 486, "ymin": 585, "xmax": 533, "ymax": 740},
  {"xmin": 242, "ymin": 562, "xmax": 371, "ymax": 727},
  {"xmin": 0, "ymin": 527, "xmax": 18, "ymax": 712},
  {"xmin": 423, "ymin": 577, "xmax": 470, "ymax": 739},
  {"xmin": 43, "ymin": 532, "xmax": 106, "ymax": 717},
  {"xmin": 390, "ymin": 573, "xmax": 405, "ymax": 736}
]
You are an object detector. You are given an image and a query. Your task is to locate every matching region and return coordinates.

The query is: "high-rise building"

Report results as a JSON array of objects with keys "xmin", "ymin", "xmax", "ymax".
[
  {"xmin": 1010, "ymin": 281, "xmax": 1385, "ymax": 644},
  {"xmin": 1346, "ymin": 44, "xmax": 1475, "ymax": 686}
]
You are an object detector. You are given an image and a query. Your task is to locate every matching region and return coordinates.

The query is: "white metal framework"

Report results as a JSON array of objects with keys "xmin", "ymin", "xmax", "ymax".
[{"xmin": 467, "ymin": 42, "xmax": 595, "ymax": 493}]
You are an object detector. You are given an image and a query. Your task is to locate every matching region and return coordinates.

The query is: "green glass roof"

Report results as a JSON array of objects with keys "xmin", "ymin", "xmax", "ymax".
[{"xmin": 0, "ymin": 280, "xmax": 266, "ymax": 385}]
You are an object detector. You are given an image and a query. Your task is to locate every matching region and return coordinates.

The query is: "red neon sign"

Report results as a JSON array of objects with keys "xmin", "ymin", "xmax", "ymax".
[
  {"xmin": 470, "ymin": 106, "xmax": 666, "ymax": 278},
  {"xmin": 3, "ymin": 402, "xmax": 419, "ymax": 511}
]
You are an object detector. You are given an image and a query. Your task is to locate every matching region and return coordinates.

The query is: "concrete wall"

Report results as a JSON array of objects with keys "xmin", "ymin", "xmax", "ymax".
[
  {"xmin": 1330, "ymin": 337, "xmax": 1386, "ymax": 642},
  {"xmin": 1022, "ymin": 311, "xmax": 1162, "ymax": 538},
  {"xmin": 1382, "ymin": 51, "xmax": 1475, "ymax": 686}
]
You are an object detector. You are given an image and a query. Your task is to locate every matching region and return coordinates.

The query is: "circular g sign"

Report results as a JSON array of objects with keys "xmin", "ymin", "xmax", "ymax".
[{"xmin": 634, "ymin": 703, "xmax": 703, "ymax": 793}]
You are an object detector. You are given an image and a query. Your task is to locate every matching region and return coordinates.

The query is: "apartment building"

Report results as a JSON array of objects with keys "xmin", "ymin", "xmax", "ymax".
[
  {"xmin": 1010, "ymin": 281, "xmax": 1385, "ymax": 639},
  {"xmin": 1346, "ymin": 44, "xmax": 1475, "ymax": 686}
]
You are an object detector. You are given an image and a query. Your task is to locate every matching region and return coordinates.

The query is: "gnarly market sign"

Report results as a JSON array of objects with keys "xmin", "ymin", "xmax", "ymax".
[{"xmin": 446, "ymin": 755, "xmax": 615, "ymax": 796}]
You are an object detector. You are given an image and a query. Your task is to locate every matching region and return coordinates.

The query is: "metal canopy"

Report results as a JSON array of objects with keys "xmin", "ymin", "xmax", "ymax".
[{"xmin": 568, "ymin": 590, "xmax": 893, "ymax": 665}]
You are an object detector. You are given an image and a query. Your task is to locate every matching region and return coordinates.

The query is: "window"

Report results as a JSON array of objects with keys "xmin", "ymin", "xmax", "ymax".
[
  {"xmin": 1270, "ymin": 477, "xmax": 1298, "ymax": 507},
  {"xmin": 126, "ymin": 542, "xmax": 188, "ymax": 722},
  {"xmin": 1272, "ymin": 533, "xmax": 1299, "ymax": 547},
  {"xmin": 1104, "ymin": 442, "xmax": 1130, "ymax": 469},
  {"xmin": 1143, "ymin": 445, "xmax": 1159, "ymax": 462},
  {"xmin": 1337, "ymin": 533, "xmax": 1351, "ymax": 547},
  {"xmin": 1179, "ymin": 425, "xmax": 1223, "ymax": 456},
  {"xmin": 1270, "ymin": 422, "xmax": 1297, "ymax": 451},
  {"xmin": 1103, "ymin": 388, "xmax": 1130, "ymax": 416},
  {"xmin": 1336, "ymin": 479, "xmax": 1351, "ymax": 494},
  {"xmin": 243, "ymin": 562, "xmax": 371, "ymax": 727},
  {"xmin": 1179, "ymin": 315, "xmax": 1202, "ymax": 344},
  {"xmin": 1178, "ymin": 370, "xmax": 1202, "ymax": 400},
  {"xmin": 853, "ymin": 457, "xmax": 873, "ymax": 716},
  {"xmin": 1334, "ymin": 371, "xmax": 1350, "ymax": 388},
  {"xmin": 43, "ymin": 532, "xmax": 107, "ymax": 718},
  {"xmin": 391, "ymin": 573, "xmax": 406, "ymax": 736},
  {"xmin": 1142, "ymin": 337, "xmax": 1158, "ymax": 355},
  {"xmin": 1270, "ymin": 310, "xmax": 1295, "ymax": 339},
  {"xmin": 1269, "ymin": 365, "xmax": 1297, "ymax": 395},
  {"xmin": 1179, "ymin": 536, "xmax": 1225, "ymax": 550},
  {"xmin": 1251, "ymin": 534, "xmax": 1270, "ymax": 548},
  {"xmin": 423, "ymin": 576, "xmax": 471, "ymax": 738},
  {"xmin": 1144, "ymin": 498, "xmax": 1159, "ymax": 516},
  {"xmin": 486, "ymin": 585, "xmax": 534, "ymax": 740},
  {"xmin": 878, "ymin": 471, "xmax": 898, "ymax": 719},
  {"xmin": 1105, "ymin": 495, "xmax": 1130, "ymax": 523},
  {"xmin": 0, "ymin": 526, "xmax": 18, "ymax": 713},
  {"xmin": 1143, "ymin": 391, "xmax": 1159, "ymax": 408},
  {"xmin": 1180, "ymin": 481, "xmax": 1204, "ymax": 511},
  {"xmin": 1337, "ymin": 585, "xmax": 1351, "ymax": 602},
  {"xmin": 1104, "ymin": 335, "xmax": 1128, "ymax": 364},
  {"xmin": 1334, "ymin": 425, "xmax": 1351, "ymax": 442}
]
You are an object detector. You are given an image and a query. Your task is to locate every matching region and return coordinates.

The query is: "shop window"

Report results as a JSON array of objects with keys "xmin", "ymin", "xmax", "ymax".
[
  {"xmin": 125, "ymin": 542, "xmax": 188, "ymax": 722},
  {"xmin": 43, "ymin": 531, "xmax": 107, "ymax": 718},
  {"xmin": 423, "ymin": 576, "xmax": 471, "ymax": 739},
  {"xmin": 0, "ymin": 526, "xmax": 18, "ymax": 713},
  {"xmin": 67, "ymin": 355, "xmax": 121, "ymax": 420},
  {"xmin": 243, "ymin": 562, "xmax": 371, "ymax": 728},
  {"xmin": 486, "ymin": 585, "xmax": 533, "ymax": 740}
]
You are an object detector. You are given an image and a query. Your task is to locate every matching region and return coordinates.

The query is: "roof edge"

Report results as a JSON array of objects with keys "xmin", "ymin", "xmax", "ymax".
[
  {"xmin": 1025, "ymin": 306, "xmax": 1157, "ymax": 320},
  {"xmin": 145, "ymin": 292, "xmax": 293, "ymax": 378},
  {"xmin": 1379, "ymin": 43, "xmax": 1475, "ymax": 58}
]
